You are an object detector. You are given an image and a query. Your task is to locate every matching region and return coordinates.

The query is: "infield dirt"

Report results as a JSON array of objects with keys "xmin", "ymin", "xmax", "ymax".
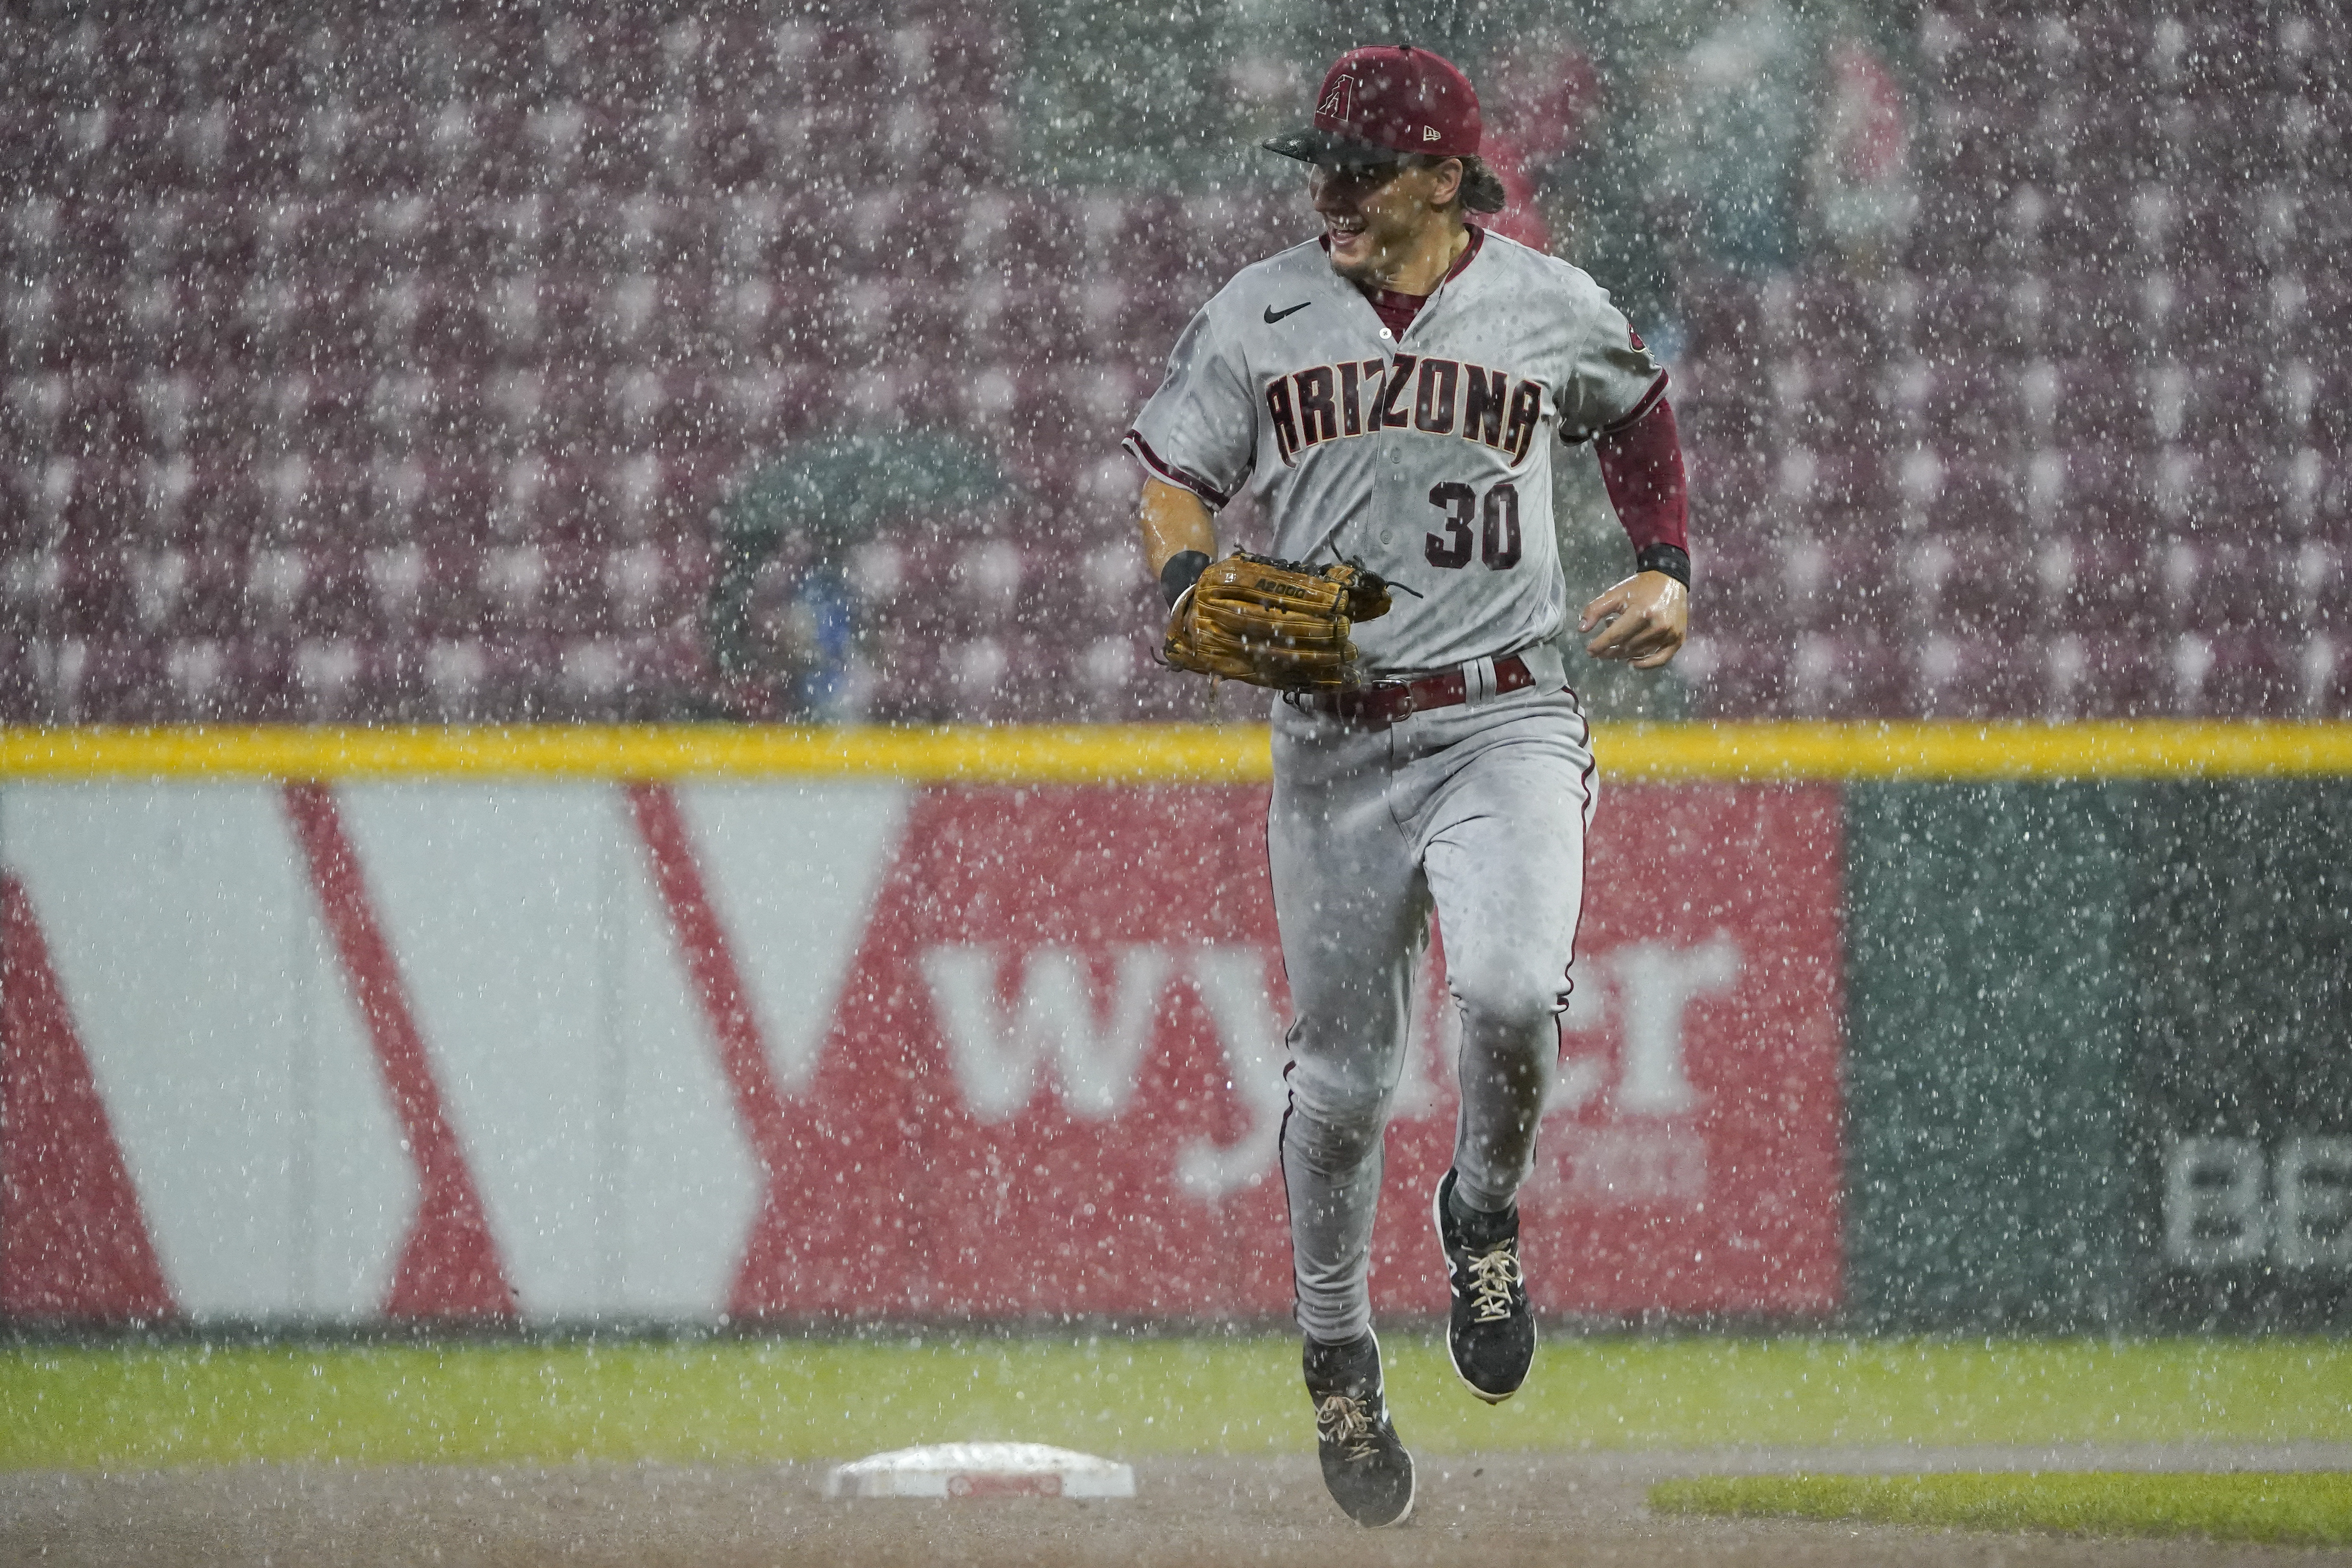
[{"xmin": 4, "ymin": 1448, "xmax": 2349, "ymax": 1568}]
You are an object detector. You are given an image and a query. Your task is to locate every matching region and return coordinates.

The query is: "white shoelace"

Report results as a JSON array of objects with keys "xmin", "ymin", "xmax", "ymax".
[
  {"xmin": 1464, "ymin": 1242, "xmax": 1522, "ymax": 1324},
  {"xmin": 1315, "ymin": 1392, "xmax": 1380, "ymax": 1459}
]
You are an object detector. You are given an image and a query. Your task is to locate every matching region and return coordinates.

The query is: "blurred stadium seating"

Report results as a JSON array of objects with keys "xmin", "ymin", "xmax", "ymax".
[
  {"xmin": 1665, "ymin": 5, "xmax": 2347, "ymax": 719},
  {"xmin": 1, "ymin": 6, "xmax": 2344, "ymax": 722}
]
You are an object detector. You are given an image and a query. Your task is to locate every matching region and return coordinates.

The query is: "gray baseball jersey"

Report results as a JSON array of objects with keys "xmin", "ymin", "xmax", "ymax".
[{"xmin": 1125, "ymin": 227, "xmax": 1667, "ymax": 676}]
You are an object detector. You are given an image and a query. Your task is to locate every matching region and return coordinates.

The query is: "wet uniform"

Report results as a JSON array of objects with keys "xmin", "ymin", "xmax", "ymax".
[{"xmin": 1125, "ymin": 224, "xmax": 1667, "ymax": 1343}]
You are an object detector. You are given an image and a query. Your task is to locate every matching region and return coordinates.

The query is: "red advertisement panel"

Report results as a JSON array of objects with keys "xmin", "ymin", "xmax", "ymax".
[
  {"xmin": 1376, "ymin": 782, "xmax": 1847, "ymax": 1316},
  {"xmin": 747, "ymin": 781, "xmax": 1844, "ymax": 1321},
  {"xmin": 737, "ymin": 785, "xmax": 1295, "ymax": 1318}
]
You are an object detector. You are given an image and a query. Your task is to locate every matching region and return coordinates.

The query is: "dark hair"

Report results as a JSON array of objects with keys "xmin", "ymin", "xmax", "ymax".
[{"xmin": 1405, "ymin": 153, "xmax": 1509, "ymax": 214}]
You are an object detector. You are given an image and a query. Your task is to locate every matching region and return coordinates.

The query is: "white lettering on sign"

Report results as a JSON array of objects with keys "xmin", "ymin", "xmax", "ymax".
[
  {"xmin": 2163, "ymin": 1135, "xmax": 2352, "ymax": 1270},
  {"xmin": 920, "ymin": 944, "xmax": 1289, "ymax": 1188},
  {"xmin": 1176, "ymin": 947, "xmax": 1290, "ymax": 1201},
  {"xmin": 921, "ymin": 945, "xmax": 1172, "ymax": 1122},
  {"xmin": 921, "ymin": 934, "xmax": 1759, "ymax": 1202},
  {"xmin": 2279, "ymin": 1136, "xmax": 2352, "ymax": 1269},
  {"xmin": 2164, "ymin": 1137, "xmax": 2267, "ymax": 1267},
  {"xmin": 1546, "ymin": 1056, "xmax": 1609, "ymax": 1116},
  {"xmin": 1561, "ymin": 1125, "xmax": 1709, "ymax": 1205},
  {"xmin": 1405, "ymin": 935, "xmax": 1744, "ymax": 1126},
  {"xmin": 1610, "ymin": 937, "xmax": 1741, "ymax": 1117}
]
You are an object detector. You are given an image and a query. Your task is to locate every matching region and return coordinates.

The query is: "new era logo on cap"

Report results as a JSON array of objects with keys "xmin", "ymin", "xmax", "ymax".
[{"xmin": 1424, "ymin": 126, "xmax": 1439, "ymax": 140}]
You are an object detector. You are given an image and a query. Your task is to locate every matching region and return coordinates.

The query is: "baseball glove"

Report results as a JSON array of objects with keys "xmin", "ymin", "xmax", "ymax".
[{"xmin": 1162, "ymin": 551, "xmax": 1393, "ymax": 691}]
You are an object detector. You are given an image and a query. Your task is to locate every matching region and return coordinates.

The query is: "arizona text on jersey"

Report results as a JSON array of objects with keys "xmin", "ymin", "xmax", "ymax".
[{"xmin": 1126, "ymin": 227, "xmax": 1666, "ymax": 676}]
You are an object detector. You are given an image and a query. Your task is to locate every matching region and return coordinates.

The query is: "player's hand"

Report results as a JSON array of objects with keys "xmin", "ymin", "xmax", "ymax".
[{"xmin": 1580, "ymin": 571, "xmax": 1688, "ymax": 669}]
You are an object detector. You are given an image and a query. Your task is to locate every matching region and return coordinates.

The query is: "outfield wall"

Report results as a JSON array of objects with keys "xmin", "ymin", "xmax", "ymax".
[
  {"xmin": 1848, "ymin": 778, "xmax": 2352, "ymax": 1332},
  {"xmin": 2, "ymin": 724, "xmax": 2346, "ymax": 1331}
]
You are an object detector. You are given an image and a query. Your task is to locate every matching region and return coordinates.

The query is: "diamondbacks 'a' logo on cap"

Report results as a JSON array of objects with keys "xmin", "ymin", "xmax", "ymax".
[{"xmin": 1318, "ymin": 75, "xmax": 1354, "ymax": 123}]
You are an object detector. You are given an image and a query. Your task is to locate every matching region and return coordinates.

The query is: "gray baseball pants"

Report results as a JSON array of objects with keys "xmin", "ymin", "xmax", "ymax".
[{"xmin": 1267, "ymin": 645, "xmax": 1596, "ymax": 1345}]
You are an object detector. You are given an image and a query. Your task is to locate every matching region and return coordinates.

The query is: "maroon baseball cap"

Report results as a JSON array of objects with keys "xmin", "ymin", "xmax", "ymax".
[{"xmin": 1264, "ymin": 44, "xmax": 1483, "ymax": 167}]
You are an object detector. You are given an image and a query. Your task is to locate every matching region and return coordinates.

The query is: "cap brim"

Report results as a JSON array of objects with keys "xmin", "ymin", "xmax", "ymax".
[{"xmin": 1261, "ymin": 127, "xmax": 1404, "ymax": 167}]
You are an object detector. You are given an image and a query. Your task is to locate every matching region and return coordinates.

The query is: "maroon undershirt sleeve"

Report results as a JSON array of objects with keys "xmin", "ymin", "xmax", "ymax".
[{"xmin": 1593, "ymin": 396, "xmax": 1691, "ymax": 585}]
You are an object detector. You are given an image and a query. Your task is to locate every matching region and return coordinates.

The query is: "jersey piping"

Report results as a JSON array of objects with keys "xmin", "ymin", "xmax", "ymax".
[
  {"xmin": 1594, "ymin": 362, "xmax": 1671, "ymax": 439},
  {"xmin": 1125, "ymin": 427, "xmax": 1238, "ymax": 508}
]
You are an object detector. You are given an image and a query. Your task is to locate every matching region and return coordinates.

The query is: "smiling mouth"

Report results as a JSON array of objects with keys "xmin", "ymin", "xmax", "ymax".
[{"xmin": 1324, "ymin": 217, "xmax": 1367, "ymax": 241}]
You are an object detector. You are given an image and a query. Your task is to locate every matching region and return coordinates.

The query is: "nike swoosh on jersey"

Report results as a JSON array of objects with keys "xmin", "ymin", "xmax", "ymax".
[{"xmin": 1263, "ymin": 301, "xmax": 1312, "ymax": 324}]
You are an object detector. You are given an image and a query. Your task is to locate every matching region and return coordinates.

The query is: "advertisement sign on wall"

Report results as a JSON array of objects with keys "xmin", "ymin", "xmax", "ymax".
[{"xmin": 2, "ymin": 778, "xmax": 1845, "ymax": 1324}]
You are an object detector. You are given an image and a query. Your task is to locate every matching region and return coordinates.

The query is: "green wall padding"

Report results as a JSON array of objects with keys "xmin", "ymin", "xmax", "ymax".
[
  {"xmin": 1844, "ymin": 784, "xmax": 2137, "ymax": 1329},
  {"xmin": 2129, "ymin": 781, "xmax": 2352, "ymax": 1330}
]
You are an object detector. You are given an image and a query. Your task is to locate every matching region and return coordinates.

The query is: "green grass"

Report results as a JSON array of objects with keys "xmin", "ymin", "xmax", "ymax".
[
  {"xmin": 1, "ymin": 1335, "xmax": 2347, "ymax": 1471},
  {"xmin": 1648, "ymin": 1473, "xmax": 2352, "ymax": 1547}
]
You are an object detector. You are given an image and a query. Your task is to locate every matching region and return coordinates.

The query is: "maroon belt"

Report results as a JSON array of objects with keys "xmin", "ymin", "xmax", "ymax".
[{"xmin": 1307, "ymin": 653, "xmax": 1537, "ymax": 729}]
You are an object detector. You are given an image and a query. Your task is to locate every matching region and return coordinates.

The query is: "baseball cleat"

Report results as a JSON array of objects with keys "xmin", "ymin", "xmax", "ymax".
[
  {"xmin": 1434, "ymin": 1168, "xmax": 1535, "ymax": 1403},
  {"xmin": 1302, "ymin": 1331, "xmax": 1415, "ymax": 1528}
]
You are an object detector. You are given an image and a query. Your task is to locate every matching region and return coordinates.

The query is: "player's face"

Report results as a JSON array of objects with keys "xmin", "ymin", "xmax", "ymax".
[{"xmin": 1310, "ymin": 159, "xmax": 1455, "ymax": 286}]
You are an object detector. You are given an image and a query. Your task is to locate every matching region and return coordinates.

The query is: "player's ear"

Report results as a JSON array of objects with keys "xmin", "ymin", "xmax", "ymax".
[{"xmin": 1426, "ymin": 157, "xmax": 1465, "ymax": 211}]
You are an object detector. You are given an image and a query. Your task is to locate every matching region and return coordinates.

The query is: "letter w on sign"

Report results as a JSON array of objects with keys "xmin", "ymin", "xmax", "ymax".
[{"xmin": 922, "ymin": 946, "xmax": 1173, "ymax": 1122}]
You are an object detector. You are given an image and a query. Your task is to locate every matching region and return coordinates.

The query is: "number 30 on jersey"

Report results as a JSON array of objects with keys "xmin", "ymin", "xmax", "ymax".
[{"xmin": 1427, "ymin": 480, "xmax": 1521, "ymax": 570}]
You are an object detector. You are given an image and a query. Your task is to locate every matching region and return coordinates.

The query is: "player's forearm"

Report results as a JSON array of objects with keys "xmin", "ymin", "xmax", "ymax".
[
  {"xmin": 1138, "ymin": 477, "xmax": 1217, "ymax": 606},
  {"xmin": 1593, "ymin": 398, "xmax": 1691, "ymax": 587}
]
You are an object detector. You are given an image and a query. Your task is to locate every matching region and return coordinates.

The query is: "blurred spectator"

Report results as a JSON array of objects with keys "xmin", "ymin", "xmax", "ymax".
[
  {"xmin": 1484, "ymin": 42, "xmax": 1601, "ymax": 171},
  {"xmin": 1473, "ymin": 138, "xmax": 1549, "ymax": 252},
  {"xmin": 1477, "ymin": 41, "xmax": 1601, "ymax": 254},
  {"xmin": 707, "ymin": 434, "xmax": 1010, "ymax": 721},
  {"xmin": 1808, "ymin": 33, "xmax": 1915, "ymax": 271},
  {"xmin": 1654, "ymin": 0, "xmax": 1808, "ymax": 277}
]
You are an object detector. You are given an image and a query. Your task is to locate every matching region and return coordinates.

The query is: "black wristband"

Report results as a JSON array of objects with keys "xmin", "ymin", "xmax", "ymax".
[
  {"xmin": 1159, "ymin": 549, "xmax": 1212, "ymax": 608},
  {"xmin": 1636, "ymin": 543, "xmax": 1691, "ymax": 588}
]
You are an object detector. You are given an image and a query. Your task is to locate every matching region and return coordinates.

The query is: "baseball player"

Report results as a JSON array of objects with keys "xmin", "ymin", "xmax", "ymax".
[{"xmin": 1125, "ymin": 45, "xmax": 1691, "ymax": 1527}]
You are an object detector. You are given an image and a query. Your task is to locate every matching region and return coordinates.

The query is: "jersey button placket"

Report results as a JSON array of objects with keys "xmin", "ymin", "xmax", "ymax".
[{"xmin": 1379, "ymin": 440, "xmax": 1401, "ymax": 568}]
